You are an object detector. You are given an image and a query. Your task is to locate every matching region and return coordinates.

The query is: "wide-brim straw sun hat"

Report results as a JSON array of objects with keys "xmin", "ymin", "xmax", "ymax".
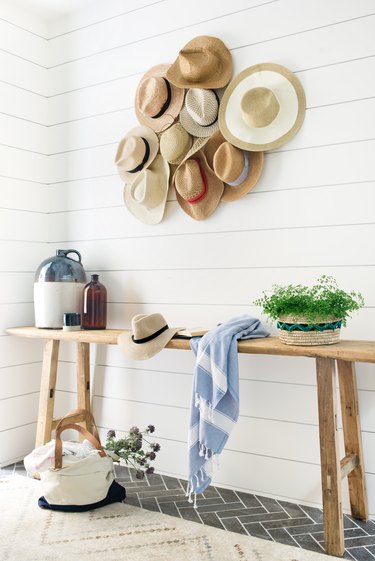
[
  {"xmin": 174, "ymin": 149, "xmax": 224, "ymax": 221},
  {"xmin": 118, "ymin": 313, "xmax": 183, "ymax": 360},
  {"xmin": 166, "ymin": 35, "xmax": 233, "ymax": 89},
  {"xmin": 179, "ymin": 87, "xmax": 224, "ymax": 138},
  {"xmin": 219, "ymin": 63, "xmax": 306, "ymax": 152},
  {"xmin": 123, "ymin": 155, "xmax": 170, "ymax": 225},
  {"xmin": 115, "ymin": 125, "xmax": 159, "ymax": 183},
  {"xmin": 204, "ymin": 131, "xmax": 264, "ymax": 202},
  {"xmin": 135, "ymin": 64, "xmax": 185, "ymax": 133}
]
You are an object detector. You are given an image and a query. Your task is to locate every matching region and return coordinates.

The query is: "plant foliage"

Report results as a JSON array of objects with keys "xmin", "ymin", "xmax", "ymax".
[
  {"xmin": 254, "ymin": 275, "xmax": 364, "ymax": 326},
  {"xmin": 105, "ymin": 424, "xmax": 160, "ymax": 480}
]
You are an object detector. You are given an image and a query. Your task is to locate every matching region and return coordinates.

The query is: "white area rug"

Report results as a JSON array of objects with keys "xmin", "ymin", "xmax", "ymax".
[{"xmin": 0, "ymin": 475, "xmax": 342, "ymax": 561}]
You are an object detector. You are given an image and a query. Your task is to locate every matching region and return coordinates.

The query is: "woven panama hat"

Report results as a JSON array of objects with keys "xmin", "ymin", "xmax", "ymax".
[
  {"xmin": 204, "ymin": 131, "xmax": 264, "ymax": 202},
  {"xmin": 115, "ymin": 125, "xmax": 159, "ymax": 183},
  {"xmin": 174, "ymin": 149, "xmax": 224, "ymax": 221},
  {"xmin": 118, "ymin": 313, "xmax": 183, "ymax": 360},
  {"xmin": 179, "ymin": 87, "xmax": 224, "ymax": 138},
  {"xmin": 160, "ymin": 123, "xmax": 193, "ymax": 165},
  {"xmin": 124, "ymin": 155, "xmax": 170, "ymax": 225},
  {"xmin": 135, "ymin": 64, "xmax": 185, "ymax": 133},
  {"xmin": 219, "ymin": 63, "xmax": 306, "ymax": 151},
  {"xmin": 166, "ymin": 35, "xmax": 233, "ymax": 89}
]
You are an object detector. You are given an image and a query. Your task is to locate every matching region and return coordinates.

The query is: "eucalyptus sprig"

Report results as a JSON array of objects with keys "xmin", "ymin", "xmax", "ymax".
[
  {"xmin": 254, "ymin": 275, "xmax": 364, "ymax": 326},
  {"xmin": 105, "ymin": 424, "xmax": 160, "ymax": 480}
]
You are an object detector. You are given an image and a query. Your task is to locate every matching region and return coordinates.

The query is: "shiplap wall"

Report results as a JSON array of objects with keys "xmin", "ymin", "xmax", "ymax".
[
  {"xmin": 0, "ymin": 0, "xmax": 50, "ymax": 465},
  {"xmin": 2, "ymin": 0, "xmax": 375, "ymax": 515}
]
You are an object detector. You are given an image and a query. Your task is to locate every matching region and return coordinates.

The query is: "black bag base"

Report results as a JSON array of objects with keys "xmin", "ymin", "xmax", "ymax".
[{"xmin": 38, "ymin": 480, "xmax": 126, "ymax": 512}]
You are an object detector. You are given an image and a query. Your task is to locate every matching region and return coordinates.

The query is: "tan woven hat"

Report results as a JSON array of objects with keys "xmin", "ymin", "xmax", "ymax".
[
  {"xmin": 115, "ymin": 125, "xmax": 159, "ymax": 182},
  {"xmin": 135, "ymin": 64, "xmax": 185, "ymax": 133},
  {"xmin": 179, "ymin": 88, "xmax": 224, "ymax": 137},
  {"xmin": 174, "ymin": 149, "xmax": 224, "ymax": 221},
  {"xmin": 123, "ymin": 155, "xmax": 170, "ymax": 225},
  {"xmin": 219, "ymin": 63, "xmax": 306, "ymax": 151},
  {"xmin": 159, "ymin": 122, "xmax": 193, "ymax": 164},
  {"xmin": 166, "ymin": 35, "xmax": 233, "ymax": 89},
  {"xmin": 204, "ymin": 131, "xmax": 264, "ymax": 201},
  {"xmin": 118, "ymin": 313, "xmax": 183, "ymax": 360}
]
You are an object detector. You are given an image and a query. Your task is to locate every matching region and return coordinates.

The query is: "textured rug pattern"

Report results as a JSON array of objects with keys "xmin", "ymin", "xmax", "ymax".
[{"xmin": 0, "ymin": 475, "xmax": 343, "ymax": 561}]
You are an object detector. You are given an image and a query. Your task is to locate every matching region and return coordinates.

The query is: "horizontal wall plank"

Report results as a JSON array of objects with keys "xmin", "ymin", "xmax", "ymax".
[
  {"xmin": 0, "ymin": 209, "xmax": 47, "ymax": 242},
  {"xmin": 0, "ymin": 51, "xmax": 46, "ymax": 96},
  {"xmin": 47, "ymin": 2, "xmax": 375, "ymax": 94},
  {"xmin": 48, "ymin": 182, "xmax": 375, "ymax": 242},
  {"xmin": 0, "ymin": 18, "xmax": 47, "ymax": 66},
  {"xmin": 0, "ymin": 146, "xmax": 47, "ymax": 183},
  {"xmin": 0, "ymin": 423, "xmax": 36, "ymax": 466},
  {"xmin": 0, "ymin": 81, "xmax": 46, "ymax": 124},
  {"xmin": 0, "ymin": 1, "xmax": 49, "ymax": 38},
  {"xmin": 0, "ymin": 180, "xmax": 48, "ymax": 211},
  {"xmin": 0, "ymin": 362, "xmax": 41, "ymax": 399},
  {"xmin": 0, "ymin": 113, "xmax": 46, "ymax": 154},
  {"xmin": 0, "ymin": 392, "xmax": 39, "ymax": 432},
  {"xmin": 0, "ymin": 303, "xmax": 35, "ymax": 335},
  {"xmin": 0, "ymin": 272, "xmax": 34, "ymax": 304},
  {"xmin": 0, "ymin": 336, "xmax": 43, "ymax": 368},
  {"xmin": 0, "ymin": 241, "xmax": 48, "ymax": 271}
]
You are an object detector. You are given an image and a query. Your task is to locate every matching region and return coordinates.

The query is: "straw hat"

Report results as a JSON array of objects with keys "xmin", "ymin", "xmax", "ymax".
[
  {"xmin": 135, "ymin": 64, "xmax": 185, "ymax": 133},
  {"xmin": 204, "ymin": 131, "xmax": 264, "ymax": 201},
  {"xmin": 123, "ymin": 155, "xmax": 170, "ymax": 225},
  {"xmin": 219, "ymin": 63, "xmax": 306, "ymax": 151},
  {"xmin": 160, "ymin": 123, "xmax": 193, "ymax": 165},
  {"xmin": 179, "ymin": 88, "xmax": 224, "ymax": 137},
  {"xmin": 174, "ymin": 149, "xmax": 224, "ymax": 221},
  {"xmin": 115, "ymin": 125, "xmax": 159, "ymax": 182},
  {"xmin": 167, "ymin": 35, "xmax": 233, "ymax": 89},
  {"xmin": 118, "ymin": 313, "xmax": 183, "ymax": 360}
]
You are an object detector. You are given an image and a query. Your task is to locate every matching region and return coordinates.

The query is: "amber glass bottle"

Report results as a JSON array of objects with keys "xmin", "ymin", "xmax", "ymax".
[{"xmin": 81, "ymin": 274, "xmax": 107, "ymax": 329}]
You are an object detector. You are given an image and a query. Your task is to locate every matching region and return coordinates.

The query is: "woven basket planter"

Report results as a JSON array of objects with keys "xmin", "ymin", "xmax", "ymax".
[{"xmin": 277, "ymin": 316, "xmax": 342, "ymax": 346}]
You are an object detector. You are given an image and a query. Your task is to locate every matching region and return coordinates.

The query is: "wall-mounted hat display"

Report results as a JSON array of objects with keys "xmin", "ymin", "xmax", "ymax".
[
  {"xmin": 179, "ymin": 88, "xmax": 224, "ymax": 138},
  {"xmin": 123, "ymin": 154, "xmax": 170, "ymax": 225},
  {"xmin": 166, "ymin": 35, "xmax": 233, "ymax": 89},
  {"xmin": 135, "ymin": 64, "xmax": 185, "ymax": 133},
  {"xmin": 118, "ymin": 313, "xmax": 183, "ymax": 360},
  {"xmin": 219, "ymin": 63, "xmax": 306, "ymax": 152},
  {"xmin": 115, "ymin": 125, "xmax": 159, "ymax": 183},
  {"xmin": 174, "ymin": 150, "xmax": 224, "ymax": 221},
  {"xmin": 205, "ymin": 131, "xmax": 264, "ymax": 202}
]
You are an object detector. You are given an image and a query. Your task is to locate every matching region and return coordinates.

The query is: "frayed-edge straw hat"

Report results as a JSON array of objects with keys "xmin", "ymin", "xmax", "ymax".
[
  {"xmin": 166, "ymin": 35, "xmax": 233, "ymax": 89},
  {"xmin": 205, "ymin": 131, "xmax": 264, "ymax": 202},
  {"xmin": 118, "ymin": 313, "xmax": 184, "ymax": 360},
  {"xmin": 179, "ymin": 88, "xmax": 224, "ymax": 138},
  {"xmin": 115, "ymin": 125, "xmax": 159, "ymax": 183},
  {"xmin": 124, "ymin": 155, "xmax": 170, "ymax": 225},
  {"xmin": 219, "ymin": 63, "xmax": 306, "ymax": 152},
  {"xmin": 135, "ymin": 64, "xmax": 185, "ymax": 133},
  {"xmin": 174, "ymin": 149, "xmax": 224, "ymax": 221}
]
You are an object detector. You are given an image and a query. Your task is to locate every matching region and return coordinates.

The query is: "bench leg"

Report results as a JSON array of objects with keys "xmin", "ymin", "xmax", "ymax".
[
  {"xmin": 35, "ymin": 339, "xmax": 60, "ymax": 447},
  {"xmin": 76, "ymin": 342, "xmax": 91, "ymax": 432},
  {"xmin": 316, "ymin": 357, "xmax": 344, "ymax": 557},
  {"xmin": 337, "ymin": 360, "xmax": 368, "ymax": 521}
]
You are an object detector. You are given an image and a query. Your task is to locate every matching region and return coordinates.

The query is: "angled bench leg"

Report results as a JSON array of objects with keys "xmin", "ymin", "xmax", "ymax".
[
  {"xmin": 337, "ymin": 360, "xmax": 368, "ymax": 522},
  {"xmin": 316, "ymin": 357, "xmax": 344, "ymax": 557},
  {"xmin": 35, "ymin": 339, "xmax": 60, "ymax": 447},
  {"xmin": 76, "ymin": 342, "xmax": 91, "ymax": 433}
]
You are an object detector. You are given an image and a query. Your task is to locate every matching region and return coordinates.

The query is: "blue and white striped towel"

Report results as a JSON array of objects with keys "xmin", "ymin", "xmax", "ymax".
[{"xmin": 186, "ymin": 315, "xmax": 269, "ymax": 505}]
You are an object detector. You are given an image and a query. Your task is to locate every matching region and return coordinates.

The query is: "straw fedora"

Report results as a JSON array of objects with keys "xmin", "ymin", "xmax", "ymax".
[
  {"xmin": 124, "ymin": 155, "xmax": 170, "ymax": 225},
  {"xmin": 179, "ymin": 87, "xmax": 224, "ymax": 138},
  {"xmin": 135, "ymin": 64, "xmax": 185, "ymax": 133},
  {"xmin": 166, "ymin": 35, "xmax": 233, "ymax": 89},
  {"xmin": 174, "ymin": 149, "xmax": 224, "ymax": 221},
  {"xmin": 115, "ymin": 125, "xmax": 159, "ymax": 183},
  {"xmin": 118, "ymin": 313, "xmax": 183, "ymax": 360},
  {"xmin": 160, "ymin": 123, "xmax": 193, "ymax": 165},
  {"xmin": 204, "ymin": 131, "xmax": 264, "ymax": 201},
  {"xmin": 219, "ymin": 63, "xmax": 306, "ymax": 152}
]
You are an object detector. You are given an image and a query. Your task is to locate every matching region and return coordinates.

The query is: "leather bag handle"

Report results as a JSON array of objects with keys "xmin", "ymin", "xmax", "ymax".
[
  {"xmin": 55, "ymin": 408, "xmax": 100, "ymax": 443},
  {"xmin": 54, "ymin": 423, "xmax": 107, "ymax": 470}
]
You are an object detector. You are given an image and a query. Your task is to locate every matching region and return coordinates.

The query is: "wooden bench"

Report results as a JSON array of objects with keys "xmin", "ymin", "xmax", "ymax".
[{"xmin": 6, "ymin": 326, "xmax": 374, "ymax": 557}]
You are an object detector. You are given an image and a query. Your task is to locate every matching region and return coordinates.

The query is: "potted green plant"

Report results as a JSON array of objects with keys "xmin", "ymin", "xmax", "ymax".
[
  {"xmin": 105, "ymin": 424, "xmax": 160, "ymax": 479},
  {"xmin": 254, "ymin": 275, "xmax": 364, "ymax": 346}
]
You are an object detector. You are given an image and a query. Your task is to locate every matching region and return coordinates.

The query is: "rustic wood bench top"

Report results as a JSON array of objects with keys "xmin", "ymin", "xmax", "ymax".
[{"xmin": 7, "ymin": 326, "xmax": 374, "ymax": 557}]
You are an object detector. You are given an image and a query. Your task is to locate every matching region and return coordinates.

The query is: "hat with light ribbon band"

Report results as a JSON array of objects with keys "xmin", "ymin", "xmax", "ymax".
[
  {"xmin": 219, "ymin": 63, "xmax": 306, "ymax": 151},
  {"xmin": 204, "ymin": 131, "xmax": 264, "ymax": 201},
  {"xmin": 135, "ymin": 64, "xmax": 185, "ymax": 133},
  {"xmin": 118, "ymin": 313, "xmax": 184, "ymax": 360},
  {"xmin": 174, "ymin": 149, "xmax": 224, "ymax": 220},
  {"xmin": 179, "ymin": 87, "xmax": 224, "ymax": 138},
  {"xmin": 115, "ymin": 125, "xmax": 159, "ymax": 183},
  {"xmin": 124, "ymin": 155, "xmax": 169, "ymax": 225}
]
